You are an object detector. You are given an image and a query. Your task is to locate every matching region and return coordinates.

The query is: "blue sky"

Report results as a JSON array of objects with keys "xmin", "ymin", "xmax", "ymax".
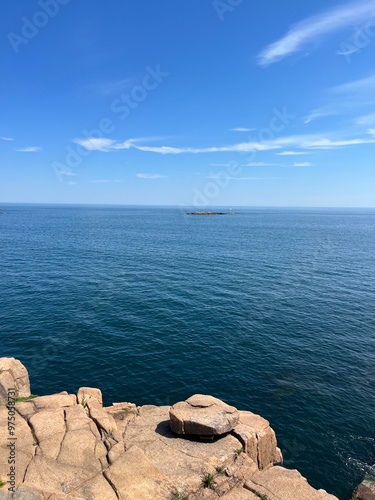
[{"xmin": 1, "ymin": 0, "xmax": 375, "ymax": 206}]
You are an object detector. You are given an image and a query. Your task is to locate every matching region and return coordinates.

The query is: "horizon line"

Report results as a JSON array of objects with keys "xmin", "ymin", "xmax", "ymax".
[{"xmin": 0, "ymin": 202, "xmax": 374, "ymax": 210}]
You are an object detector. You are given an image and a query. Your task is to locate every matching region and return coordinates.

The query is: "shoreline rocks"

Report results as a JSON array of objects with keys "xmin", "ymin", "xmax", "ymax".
[
  {"xmin": 352, "ymin": 479, "xmax": 375, "ymax": 500},
  {"xmin": 0, "ymin": 358, "xmax": 339, "ymax": 499}
]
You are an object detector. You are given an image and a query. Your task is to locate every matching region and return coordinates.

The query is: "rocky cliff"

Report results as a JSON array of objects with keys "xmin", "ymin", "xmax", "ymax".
[{"xmin": 0, "ymin": 357, "xmax": 341, "ymax": 499}]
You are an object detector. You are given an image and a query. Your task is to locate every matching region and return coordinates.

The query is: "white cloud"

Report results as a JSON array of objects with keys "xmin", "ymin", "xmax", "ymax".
[
  {"xmin": 230, "ymin": 127, "xmax": 256, "ymax": 132},
  {"xmin": 74, "ymin": 136, "xmax": 279, "ymax": 155},
  {"xmin": 277, "ymin": 151, "xmax": 310, "ymax": 155},
  {"xmin": 304, "ymin": 136, "xmax": 375, "ymax": 148},
  {"xmin": 60, "ymin": 170, "xmax": 76, "ymax": 177},
  {"xmin": 68, "ymin": 181, "xmax": 77, "ymax": 185},
  {"xmin": 15, "ymin": 146, "xmax": 42, "ymax": 152},
  {"xmin": 74, "ymin": 136, "xmax": 162, "ymax": 152},
  {"xmin": 293, "ymin": 162, "xmax": 312, "ymax": 167},
  {"xmin": 74, "ymin": 137, "xmax": 279, "ymax": 155},
  {"xmin": 111, "ymin": 139, "xmax": 144, "ymax": 150},
  {"xmin": 134, "ymin": 133, "xmax": 375, "ymax": 154},
  {"xmin": 0, "ymin": 136, "xmax": 13, "ymax": 141},
  {"xmin": 134, "ymin": 142, "xmax": 279, "ymax": 154},
  {"xmin": 134, "ymin": 145, "xmax": 190, "ymax": 154},
  {"xmin": 258, "ymin": 0, "xmax": 375, "ymax": 65},
  {"xmin": 72, "ymin": 130, "xmax": 375, "ymax": 159},
  {"xmin": 136, "ymin": 173, "xmax": 166, "ymax": 179},
  {"xmin": 73, "ymin": 138, "xmax": 117, "ymax": 151}
]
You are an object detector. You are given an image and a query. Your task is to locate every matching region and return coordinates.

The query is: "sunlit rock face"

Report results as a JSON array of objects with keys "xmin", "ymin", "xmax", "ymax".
[{"xmin": 0, "ymin": 358, "xmax": 339, "ymax": 500}]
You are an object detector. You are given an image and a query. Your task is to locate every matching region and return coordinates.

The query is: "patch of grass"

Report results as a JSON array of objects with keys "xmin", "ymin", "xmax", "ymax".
[
  {"xmin": 104, "ymin": 430, "xmax": 115, "ymax": 440},
  {"xmin": 81, "ymin": 396, "xmax": 88, "ymax": 409},
  {"xmin": 0, "ymin": 478, "xmax": 6, "ymax": 488},
  {"xmin": 202, "ymin": 473, "xmax": 216, "ymax": 490},
  {"xmin": 215, "ymin": 466, "xmax": 226, "ymax": 475},
  {"xmin": 171, "ymin": 493, "xmax": 188, "ymax": 500},
  {"xmin": 247, "ymin": 487, "xmax": 270, "ymax": 500},
  {"xmin": 15, "ymin": 394, "xmax": 38, "ymax": 403},
  {"xmin": 235, "ymin": 447, "xmax": 244, "ymax": 455}
]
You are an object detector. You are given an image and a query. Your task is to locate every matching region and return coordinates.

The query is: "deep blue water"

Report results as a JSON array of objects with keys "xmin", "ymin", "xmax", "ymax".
[{"xmin": 0, "ymin": 204, "xmax": 374, "ymax": 499}]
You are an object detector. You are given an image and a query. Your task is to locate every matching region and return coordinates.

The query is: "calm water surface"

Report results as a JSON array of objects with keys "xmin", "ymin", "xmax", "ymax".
[{"xmin": 0, "ymin": 205, "xmax": 374, "ymax": 499}]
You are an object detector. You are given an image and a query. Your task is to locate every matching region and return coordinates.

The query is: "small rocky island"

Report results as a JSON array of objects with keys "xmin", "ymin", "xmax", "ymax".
[
  {"xmin": 0, "ymin": 358, "xmax": 372, "ymax": 499},
  {"xmin": 186, "ymin": 212, "xmax": 229, "ymax": 216}
]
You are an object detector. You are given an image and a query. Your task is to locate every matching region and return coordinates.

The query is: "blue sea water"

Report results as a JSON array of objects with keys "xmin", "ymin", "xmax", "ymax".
[{"xmin": 0, "ymin": 204, "xmax": 374, "ymax": 499}]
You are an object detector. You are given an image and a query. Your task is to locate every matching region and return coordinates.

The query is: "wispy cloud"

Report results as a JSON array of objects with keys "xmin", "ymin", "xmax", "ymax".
[
  {"xmin": 336, "ymin": 46, "xmax": 361, "ymax": 56},
  {"xmin": 356, "ymin": 112, "xmax": 375, "ymax": 125},
  {"xmin": 0, "ymin": 136, "xmax": 13, "ymax": 141},
  {"xmin": 304, "ymin": 108, "xmax": 337, "ymax": 124},
  {"xmin": 76, "ymin": 137, "xmax": 280, "ymax": 154},
  {"xmin": 134, "ymin": 143, "xmax": 279, "ymax": 154},
  {"xmin": 60, "ymin": 170, "xmax": 76, "ymax": 177},
  {"xmin": 258, "ymin": 0, "xmax": 375, "ymax": 65},
  {"xmin": 293, "ymin": 162, "xmax": 312, "ymax": 167},
  {"xmin": 74, "ymin": 130, "xmax": 375, "ymax": 158},
  {"xmin": 73, "ymin": 138, "xmax": 117, "ymax": 151},
  {"xmin": 333, "ymin": 74, "xmax": 375, "ymax": 94},
  {"xmin": 74, "ymin": 137, "xmax": 163, "ymax": 152},
  {"xmin": 134, "ymin": 132, "xmax": 375, "ymax": 153},
  {"xmin": 136, "ymin": 173, "xmax": 166, "ymax": 179},
  {"xmin": 304, "ymin": 136, "xmax": 375, "ymax": 148},
  {"xmin": 68, "ymin": 181, "xmax": 77, "ymax": 186},
  {"xmin": 15, "ymin": 146, "xmax": 42, "ymax": 152},
  {"xmin": 230, "ymin": 127, "xmax": 256, "ymax": 132},
  {"xmin": 304, "ymin": 73, "xmax": 375, "ymax": 123},
  {"xmin": 277, "ymin": 151, "xmax": 310, "ymax": 155}
]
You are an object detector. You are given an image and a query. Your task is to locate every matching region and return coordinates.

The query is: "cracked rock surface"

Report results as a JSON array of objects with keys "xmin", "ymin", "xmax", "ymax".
[{"xmin": 0, "ymin": 358, "xmax": 339, "ymax": 499}]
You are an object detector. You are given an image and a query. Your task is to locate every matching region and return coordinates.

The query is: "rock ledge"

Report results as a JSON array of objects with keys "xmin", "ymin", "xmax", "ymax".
[{"xmin": 0, "ymin": 358, "xmax": 339, "ymax": 500}]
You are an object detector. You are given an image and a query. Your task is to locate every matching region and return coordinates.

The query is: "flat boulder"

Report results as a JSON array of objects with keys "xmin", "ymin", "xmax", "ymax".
[{"xmin": 170, "ymin": 394, "xmax": 239, "ymax": 436}]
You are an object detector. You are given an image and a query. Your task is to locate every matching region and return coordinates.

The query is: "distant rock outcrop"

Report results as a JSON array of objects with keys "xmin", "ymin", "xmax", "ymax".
[
  {"xmin": 0, "ymin": 358, "xmax": 339, "ymax": 499},
  {"xmin": 186, "ymin": 211, "xmax": 228, "ymax": 215},
  {"xmin": 352, "ymin": 479, "xmax": 375, "ymax": 500}
]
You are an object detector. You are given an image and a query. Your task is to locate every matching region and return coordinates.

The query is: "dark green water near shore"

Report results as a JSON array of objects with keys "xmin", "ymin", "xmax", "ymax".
[{"xmin": 0, "ymin": 204, "xmax": 374, "ymax": 498}]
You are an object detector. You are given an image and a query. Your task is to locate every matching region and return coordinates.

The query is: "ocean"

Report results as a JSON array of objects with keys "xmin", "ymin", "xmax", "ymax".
[{"xmin": 0, "ymin": 204, "xmax": 374, "ymax": 499}]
